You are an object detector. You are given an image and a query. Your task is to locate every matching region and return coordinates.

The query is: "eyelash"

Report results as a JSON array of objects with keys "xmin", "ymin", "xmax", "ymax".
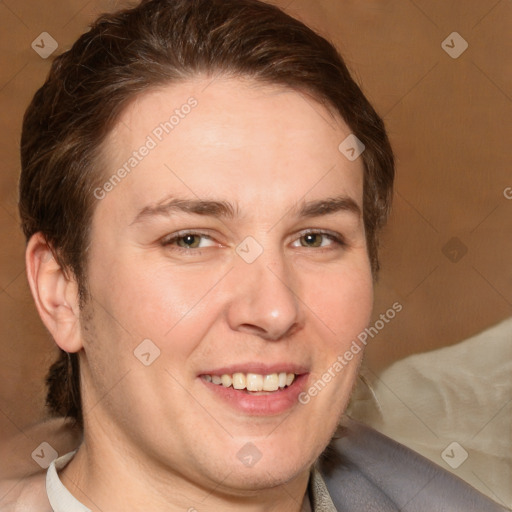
[
  {"xmin": 292, "ymin": 229, "xmax": 347, "ymax": 251},
  {"xmin": 160, "ymin": 229, "xmax": 347, "ymax": 254}
]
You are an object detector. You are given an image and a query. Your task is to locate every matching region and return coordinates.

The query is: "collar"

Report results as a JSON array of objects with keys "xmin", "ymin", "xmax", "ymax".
[
  {"xmin": 309, "ymin": 465, "xmax": 338, "ymax": 511},
  {"xmin": 46, "ymin": 452, "xmax": 337, "ymax": 511},
  {"xmin": 46, "ymin": 451, "xmax": 91, "ymax": 512}
]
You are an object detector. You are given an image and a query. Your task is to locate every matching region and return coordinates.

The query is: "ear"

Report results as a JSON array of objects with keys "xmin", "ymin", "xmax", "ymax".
[{"xmin": 25, "ymin": 233, "xmax": 83, "ymax": 353}]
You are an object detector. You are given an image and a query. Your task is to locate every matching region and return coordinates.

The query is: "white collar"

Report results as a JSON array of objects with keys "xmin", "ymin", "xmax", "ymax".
[{"xmin": 46, "ymin": 451, "xmax": 91, "ymax": 512}]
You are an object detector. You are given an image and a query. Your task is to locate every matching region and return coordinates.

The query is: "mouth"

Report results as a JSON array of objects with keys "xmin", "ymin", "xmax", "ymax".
[
  {"xmin": 201, "ymin": 372, "xmax": 296, "ymax": 394},
  {"xmin": 199, "ymin": 366, "xmax": 309, "ymax": 415}
]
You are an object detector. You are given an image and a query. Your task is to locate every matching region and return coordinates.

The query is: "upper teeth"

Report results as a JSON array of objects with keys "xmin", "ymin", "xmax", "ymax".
[{"xmin": 203, "ymin": 372, "xmax": 296, "ymax": 392}]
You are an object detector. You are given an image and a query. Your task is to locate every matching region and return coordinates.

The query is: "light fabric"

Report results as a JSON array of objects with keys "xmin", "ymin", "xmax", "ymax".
[
  {"xmin": 46, "ymin": 452, "xmax": 91, "ymax": 512},
  {"xmin": 347, "ymin": 316, "xmax": 512, "ymax": 508}
]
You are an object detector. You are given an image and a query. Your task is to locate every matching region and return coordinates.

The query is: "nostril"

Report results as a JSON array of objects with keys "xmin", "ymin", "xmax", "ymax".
[{"xmin": 238, "ymin": 323, "xmax": 297, "ymax": 342}]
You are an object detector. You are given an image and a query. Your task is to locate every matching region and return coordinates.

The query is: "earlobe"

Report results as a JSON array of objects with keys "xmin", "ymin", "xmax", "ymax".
[{"xmin": 25, "ymin": 233, "xmax": 83, "ymax": 353}]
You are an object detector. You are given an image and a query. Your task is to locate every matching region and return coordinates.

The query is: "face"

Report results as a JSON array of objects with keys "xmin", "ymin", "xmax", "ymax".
[{"xmin": 80, "ymin": 76, "xmax": 373, "ymax": 495}]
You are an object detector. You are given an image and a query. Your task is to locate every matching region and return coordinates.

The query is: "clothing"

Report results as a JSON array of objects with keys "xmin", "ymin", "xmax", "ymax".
[
  {"xmin": 46, "ymin": 452, "xmax": 90, "ymax": 512},
  {"xmin": 347, "ymin": 317, "xmax": 512, "ymax": 504},
  {"xmin": 320, "ymin": 417, "xmax": 510, "ymax": 511},
  {"xmin": 45, "ymin": 418, "xmax": 509, "ymax": 511}
]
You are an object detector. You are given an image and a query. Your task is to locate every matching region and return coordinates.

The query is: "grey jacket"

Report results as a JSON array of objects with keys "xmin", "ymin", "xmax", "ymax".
[{"xmin": 319, "ymin": 418, "xmax": 509, "ymax": 511}]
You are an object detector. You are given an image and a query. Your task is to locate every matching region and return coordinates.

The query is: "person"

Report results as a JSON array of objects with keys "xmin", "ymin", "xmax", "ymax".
[{"xmin": 6, "ymin": 0, "xmax": 508, "ymax": 510}]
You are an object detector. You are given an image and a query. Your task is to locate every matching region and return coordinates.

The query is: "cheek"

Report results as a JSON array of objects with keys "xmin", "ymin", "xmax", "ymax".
[
  {"xmin": 300, "ymin": 260, "xmax": 374, "ymax": 343},
  {"xmin": 88, "ymin": 253, "xmax": 225, "ymax": 353}
]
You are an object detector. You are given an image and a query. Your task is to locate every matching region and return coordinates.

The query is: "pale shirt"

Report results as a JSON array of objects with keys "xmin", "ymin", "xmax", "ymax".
[{"xmin": 46, "ymin": 452, "xmax": 337, "ymax": 512}]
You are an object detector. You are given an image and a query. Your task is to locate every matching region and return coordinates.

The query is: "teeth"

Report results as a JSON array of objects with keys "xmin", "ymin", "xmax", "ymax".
[
  {"xmin": 221, "ymin": 374, "xmax": 232, "ymax": 387},
  {"xmin": 263, "ymin": 373, "xmax": 279, "ymax": 391},
  {"xmin": 203, "ymin": 372, "xmax": 296, "ymax": 392},
  {"xmin": 246, "ymin": 373, "xmax": 263, "ymax": 392},
  {"xmin": 232, "ymin": 372, "xmax": 246, "ymax": 390}
]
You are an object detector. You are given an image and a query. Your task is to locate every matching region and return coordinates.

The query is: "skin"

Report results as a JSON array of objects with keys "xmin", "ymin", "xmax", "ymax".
[{"xmin": 26, "ymin": 76, "xmax": 373, "ymax": 511}]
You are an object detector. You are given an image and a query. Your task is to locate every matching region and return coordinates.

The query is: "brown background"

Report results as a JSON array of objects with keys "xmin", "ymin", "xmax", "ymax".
[{"xmin": 0, "ymin": 0, "xmax": 511, "ymax": 467}]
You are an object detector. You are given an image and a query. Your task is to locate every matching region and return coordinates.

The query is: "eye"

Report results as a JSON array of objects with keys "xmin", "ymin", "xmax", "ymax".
[
  {"xmin": 291, "ymin": 230, "xmax": 346, "ymax": 249},
  {"xmin": 161, "ymin": 231, "xmax": 217, "ymax": 250}
]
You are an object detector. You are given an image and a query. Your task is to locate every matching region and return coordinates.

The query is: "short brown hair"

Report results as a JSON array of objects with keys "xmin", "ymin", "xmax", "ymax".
[{"xmin": 19, "ymin": 0, "xmax": 394, "ymax": 427}]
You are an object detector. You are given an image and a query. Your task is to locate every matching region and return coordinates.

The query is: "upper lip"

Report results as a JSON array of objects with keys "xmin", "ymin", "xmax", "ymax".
[{"xmin": 199, "ymin": 363, "xmax": 309, "ymax": 376}]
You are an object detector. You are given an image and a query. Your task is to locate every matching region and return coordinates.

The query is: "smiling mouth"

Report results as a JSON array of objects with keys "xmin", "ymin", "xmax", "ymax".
[{"xmin": 201, "ymin": 372, "xmax": 296, "ymax": 393}]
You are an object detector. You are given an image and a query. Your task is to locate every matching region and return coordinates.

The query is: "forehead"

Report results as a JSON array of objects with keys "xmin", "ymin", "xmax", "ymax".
[{"xmin": 96, "ymin": 76, "xmax": 364, "ymax": 221}]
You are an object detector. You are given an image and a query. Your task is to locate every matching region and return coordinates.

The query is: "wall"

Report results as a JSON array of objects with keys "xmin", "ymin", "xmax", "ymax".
[{"xmin": 0, "ymin": 0, "xmax": 510, "ymax": 469}]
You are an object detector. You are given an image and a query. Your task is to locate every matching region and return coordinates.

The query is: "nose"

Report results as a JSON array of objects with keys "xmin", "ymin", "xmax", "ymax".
[{"xmin": 224, "ymin": 242, "xmax": 304, "ymax": 341}]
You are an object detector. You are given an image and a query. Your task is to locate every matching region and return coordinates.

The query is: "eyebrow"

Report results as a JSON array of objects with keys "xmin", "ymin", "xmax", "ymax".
[
  {"xmin": 130, "ymin": 194, "xmax": 361, "ymax": 225},
  {"xmin": 131, "ymin": 197, "xmax": 238, "ymax": 225},
  {"xmin": 295, "ymin": 196, "xmax": 361, "ymax": 218}
]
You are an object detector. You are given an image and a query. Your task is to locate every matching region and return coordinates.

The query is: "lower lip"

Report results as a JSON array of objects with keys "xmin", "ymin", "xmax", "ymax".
[{"xmin": 200, "ymin": 374, "xmax": 309, "ymax": 416}]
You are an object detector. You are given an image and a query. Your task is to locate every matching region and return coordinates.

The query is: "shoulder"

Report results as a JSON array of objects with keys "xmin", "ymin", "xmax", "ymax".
[
  {"xmin": 318, "ymin": 417, "xmax": 510, "ymax": 512},
  {"xmin": 0, "ymin": 417, "xmax": 81, "ymax": 512},
  {"xmin": 0, "ymin": 417, "xmax": 81, "ymax": 483},
  {"xmin": 0, "ymin": 473, "xmax": 50, "ymax": 512}
]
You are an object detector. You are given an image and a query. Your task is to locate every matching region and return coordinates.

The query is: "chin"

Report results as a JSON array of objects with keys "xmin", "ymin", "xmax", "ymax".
[
  {"xmin": 219, "ymin": 436, "xmax": 322, "ymax": 491},
  {"xmin": 219, "ymin": 457, "xmax": 311, "ymax": 492}
]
